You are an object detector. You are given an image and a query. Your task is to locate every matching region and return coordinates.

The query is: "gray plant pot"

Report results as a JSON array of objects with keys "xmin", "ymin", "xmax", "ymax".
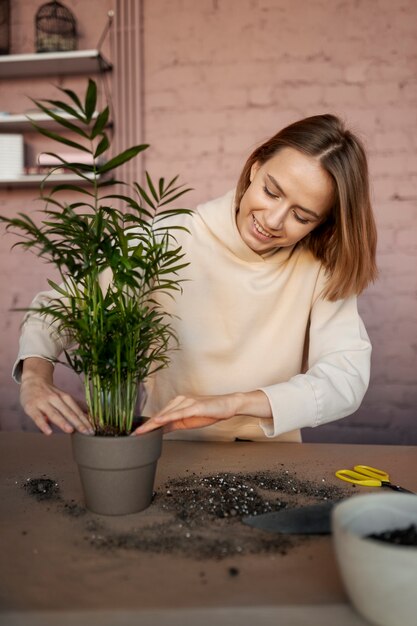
[{"xmin": 71, "ymin": 425, "xmax": 163, "ymax": 516}]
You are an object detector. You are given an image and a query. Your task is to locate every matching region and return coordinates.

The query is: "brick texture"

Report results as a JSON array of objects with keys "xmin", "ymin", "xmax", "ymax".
[{"xmin": 1, "ymin": 0, "xmax": 416, "ymax": 443}]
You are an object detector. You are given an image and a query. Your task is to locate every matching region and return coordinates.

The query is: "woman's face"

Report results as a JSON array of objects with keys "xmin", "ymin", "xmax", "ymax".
[{"xmin": 236, "ymin": 147, "xmax": 334, "ymax": 254}]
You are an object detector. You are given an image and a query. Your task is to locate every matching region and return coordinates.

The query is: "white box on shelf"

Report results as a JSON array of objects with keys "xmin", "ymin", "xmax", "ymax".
[{"xmin": 0, "ymin": 134, "xmax": 24, "ymax": 179}]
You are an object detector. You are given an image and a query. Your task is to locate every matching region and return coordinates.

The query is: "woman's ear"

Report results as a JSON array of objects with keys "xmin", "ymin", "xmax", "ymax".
[{"xmin": 250, "ymin": 161, "xmax": 261, "ymax": 182}]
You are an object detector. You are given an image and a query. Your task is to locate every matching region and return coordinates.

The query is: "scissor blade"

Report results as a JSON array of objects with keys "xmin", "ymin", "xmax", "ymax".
[{"xmin": 385, "ymin": 483, "xmax": 415, "ymax": 494}]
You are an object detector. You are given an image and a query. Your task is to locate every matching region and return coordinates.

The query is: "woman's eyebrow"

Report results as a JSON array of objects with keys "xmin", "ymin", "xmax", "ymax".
[{"xmin": 266, "ymin": 174, "xmax": 320, "ymax": 219}]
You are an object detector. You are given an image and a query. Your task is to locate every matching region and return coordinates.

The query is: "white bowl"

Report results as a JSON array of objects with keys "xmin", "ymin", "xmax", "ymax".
[{"xmin": 332, "ymin": 493, "xmax": 417, "ymax": 626}]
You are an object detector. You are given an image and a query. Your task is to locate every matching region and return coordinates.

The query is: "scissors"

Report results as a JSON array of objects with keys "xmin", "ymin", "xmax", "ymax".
[{"xmin": 335, "ymin": 465, "xmax": 414, "ymax": 494}]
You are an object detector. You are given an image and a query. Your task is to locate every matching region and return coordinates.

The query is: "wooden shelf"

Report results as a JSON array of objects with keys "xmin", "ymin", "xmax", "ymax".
[
  {"xmin": 0, "ymin": 50, "xmax": 112, "ymax": 78},
  {"xmin": 0, "ymin": 173, "xmax": 98, "ymax": 188},
  {"xmin": 0, "ymin": 110, "xmax": 100, "ymax": 132}
]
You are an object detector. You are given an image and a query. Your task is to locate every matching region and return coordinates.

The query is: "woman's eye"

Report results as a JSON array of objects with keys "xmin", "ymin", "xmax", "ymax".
[
  {"xmin": 293, "ymin": 210, "xmax": 309, "ymax": 225},
  {"xmin": 263, "ymin": 185, "xmax": 278, "ymax": 199}
]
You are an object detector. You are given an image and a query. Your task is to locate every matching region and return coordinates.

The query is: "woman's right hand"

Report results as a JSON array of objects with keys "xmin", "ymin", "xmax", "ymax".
[{"xmin": 20, "ymin": 357, "xmax": 93, "ymax": 435}]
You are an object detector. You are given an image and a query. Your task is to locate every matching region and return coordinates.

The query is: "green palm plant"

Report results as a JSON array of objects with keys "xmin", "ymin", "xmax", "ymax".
[{"xmin": 1, "ymin": 79, "xmax": 191, "ymax": 435}]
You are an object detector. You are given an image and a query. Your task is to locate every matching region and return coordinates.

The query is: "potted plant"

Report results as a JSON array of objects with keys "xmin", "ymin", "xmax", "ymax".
[{"xmin": 0, "ymin": 79, "xmax": 191, "ymax": 515}]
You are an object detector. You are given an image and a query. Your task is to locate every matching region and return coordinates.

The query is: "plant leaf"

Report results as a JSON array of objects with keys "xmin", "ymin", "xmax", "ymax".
[
  {"xmin": 41, "ymin": 98, "xmax": 86, "ymax": 122},
  {"xmin": 46, "ymin": 279, "xmax": 72, "ymax": 297},
  {"xmin": 145, "ymin": 172, "xmax": 159, "ymax": 203},
  {"xmin": 97, "ymin": 145, "xmax": 149, "ymax": 174},
  {"xmin": 30, "ymin": 99, "xmax": 89, "ymax": 138},
  {"xmin": 40, "ymin": 184, "xmax": 94, "ymax": 196},
  {"xmin": 40, "ymin": 152, "xmax": 94, "ymax": 173},
  {"xmin": 85, "ymin": 79, "xmax": 97, "ymax": 122},
  {"xmin": 94, "ymin": 134, "xmax": 110, "ymax": 158},
  {"xmin": 134, "ymin": 182, "xmax": 155, "ymax": 210},
  {"xmin": 59, "ymin": 87, "xmax": 84, "ymax": 112},
  {"xmin": 163, "ymin": 175, "xmax": 179, "ymax": 194},
  {"xmin": 97, "ymin": 177, "xmax": 123, "ymax": 188},
  {"xmin": 91, "ymin": 106, "xmax": 110, "ymax": 138},
  {"xmin": 158, "ymin": 188, "xmax": 193, "ymax": 207},
  {"xmin": 30, "ymin": 123, "xmax": 91, "ymax": 153}
]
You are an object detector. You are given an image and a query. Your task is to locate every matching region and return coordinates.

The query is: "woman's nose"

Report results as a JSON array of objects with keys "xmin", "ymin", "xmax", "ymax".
[{"xmin": 265, "ymin": 203, "xmax": 288, "ymax": 230}]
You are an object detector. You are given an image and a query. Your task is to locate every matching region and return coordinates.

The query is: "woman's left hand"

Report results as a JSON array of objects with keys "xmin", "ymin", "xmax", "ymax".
[{"xmin": 132, "ymin": 390, "xmax": 272, "ymax": 435}]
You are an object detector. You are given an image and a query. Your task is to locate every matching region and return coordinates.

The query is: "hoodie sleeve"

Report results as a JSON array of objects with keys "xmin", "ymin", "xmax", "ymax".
[
  {"xmin": 12, "ymin": 286, "xmax": 75, "ymax": 383},
  {"xmin": 258, "ymin": 286, "xmax": 372, "ymax": 438}
]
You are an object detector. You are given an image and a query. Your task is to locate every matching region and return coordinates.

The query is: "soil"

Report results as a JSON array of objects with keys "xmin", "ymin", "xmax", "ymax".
[
  {"xmin": 21, "ymin": 469, "xmax": 345, "ymax": 560},
  {"xmin": 23, "ymin": 477, "xmax": 61, "ymax": 501},
  {"xmin": 94, "ymin": 417, "xmax": 145, "ymax": 437},
  {"xmin": 94, "ymin": 426, "xmax": 128, "ymax": 437},
  {"xmin": 62, "ymin": 500, "xmax": 87, "ymax": 517},
  {"xmin": 23, "ymin": 476, "xmax": 87, "ymax": 515},
  {"xmin": 367, "ymin": 524, "xmax": 417, "ymax": 547},
  {"xmin": 156, "ymin": 470, "xmax": 343, "ymax": 522}
]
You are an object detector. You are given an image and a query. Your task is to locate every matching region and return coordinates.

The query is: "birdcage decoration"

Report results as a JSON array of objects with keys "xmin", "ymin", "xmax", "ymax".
[
  {"xmin": 35, "ymin": 1, "xmax": 77, "ymax": 53},
  {"xmin": 0, "ymin": 0, "xmax": 10, "ymax": 55}
]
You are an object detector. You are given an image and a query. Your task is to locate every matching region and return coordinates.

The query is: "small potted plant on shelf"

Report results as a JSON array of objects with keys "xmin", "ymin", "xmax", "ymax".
[{"xmin": 0, "ymin": 79, "xmax": 191, "ymax": 515}]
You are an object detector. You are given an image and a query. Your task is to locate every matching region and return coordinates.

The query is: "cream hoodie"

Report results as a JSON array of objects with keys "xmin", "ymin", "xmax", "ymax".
[{"xmin": 14, "ymin": 190, "xmax": 371, "ymax": 442}]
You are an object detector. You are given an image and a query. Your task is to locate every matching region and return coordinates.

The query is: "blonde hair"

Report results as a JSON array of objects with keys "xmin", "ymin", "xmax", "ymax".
[{"xmin": 235, "ymin": 114, "xmax": 377, "ymax": 301}]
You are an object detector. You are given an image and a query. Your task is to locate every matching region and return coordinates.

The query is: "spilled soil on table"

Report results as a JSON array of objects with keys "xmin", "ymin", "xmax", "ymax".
[
  {"xmin": 23, "ymin": 477, "xmax": 61, "ymax": 501},
  {"xmin": 21, "ymin": 468, "xmax": 345, "ymax": 560}
]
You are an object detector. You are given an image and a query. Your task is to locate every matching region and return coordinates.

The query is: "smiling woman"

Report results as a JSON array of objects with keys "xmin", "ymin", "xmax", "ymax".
[
  {"xmin": 235, "ymin": 114, "xmax": 377, "ymax": 300},
  {"xmin": 14, "ymin": 113, "xmax": 377, "ymax": 444}
]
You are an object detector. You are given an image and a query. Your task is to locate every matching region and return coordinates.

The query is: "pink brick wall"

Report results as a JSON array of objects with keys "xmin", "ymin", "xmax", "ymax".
[
  {"xmin": 1, "ymin": 0, "xmax": 416, "ymax": 443},
  {"xmin": 143, "ymin": 0, "xmax": 417, "ymax": 444}
]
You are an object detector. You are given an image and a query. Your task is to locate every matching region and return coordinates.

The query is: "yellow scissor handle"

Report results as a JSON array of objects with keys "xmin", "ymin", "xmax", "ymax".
[
  {"xmin": 335, "ymin": 469, "xmax": 383, "ymax": 487},
  {"xmin": 353, "ymin": 465, "xmax": 390, "ymax": 481}
]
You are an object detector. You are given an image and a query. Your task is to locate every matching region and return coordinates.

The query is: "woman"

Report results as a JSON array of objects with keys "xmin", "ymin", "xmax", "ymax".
[{"xmin": 15, "ymin": 114, "xmax": 377, "ymax": 441}]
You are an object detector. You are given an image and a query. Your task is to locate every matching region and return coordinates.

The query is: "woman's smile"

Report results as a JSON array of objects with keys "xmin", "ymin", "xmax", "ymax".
[{"xmin": 252, "ymin": 214, "xmax": 275, "ymax": 240}]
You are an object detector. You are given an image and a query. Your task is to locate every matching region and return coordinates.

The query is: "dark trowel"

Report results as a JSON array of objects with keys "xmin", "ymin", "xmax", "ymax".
[{"xmin": 242, "ymin": 501, "xmax": 337, "ymax": 535}]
